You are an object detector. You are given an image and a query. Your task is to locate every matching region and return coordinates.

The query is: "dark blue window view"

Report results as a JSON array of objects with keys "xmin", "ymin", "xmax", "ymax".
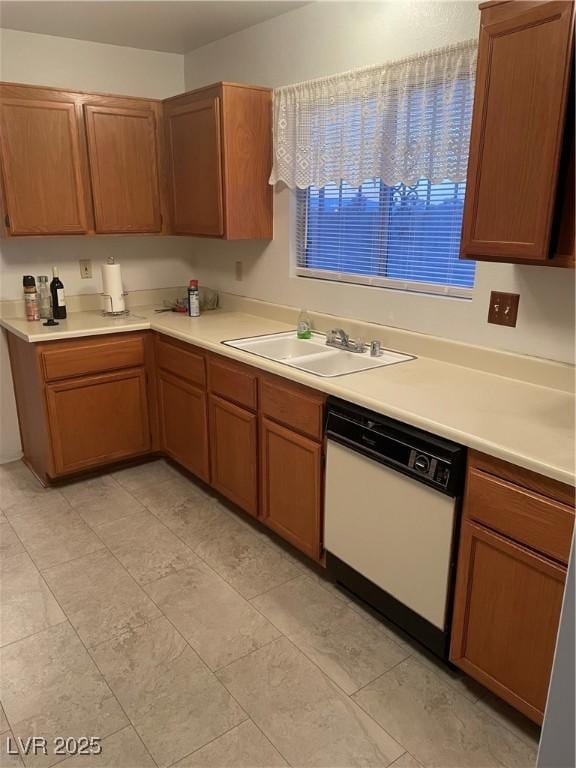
[{"xmin": 297, "ymin": 177, "xmax": 475, "ymax": 291}]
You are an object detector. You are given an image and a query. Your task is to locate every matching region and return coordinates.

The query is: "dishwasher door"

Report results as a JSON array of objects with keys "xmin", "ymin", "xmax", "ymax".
[{"xmin": 324, "ymin": 440, "xmax": 457, "ymax": 631}]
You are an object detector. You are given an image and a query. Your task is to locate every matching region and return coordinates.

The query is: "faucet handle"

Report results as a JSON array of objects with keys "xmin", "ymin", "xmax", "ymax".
[{"xmin": 370, "ymin": 340, "xmax": 382, "ymax": 357}]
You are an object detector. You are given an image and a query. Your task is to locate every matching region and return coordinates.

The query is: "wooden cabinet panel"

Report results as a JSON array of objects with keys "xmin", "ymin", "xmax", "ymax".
[
  {"xmin": 466, "ymin": 467, "xmax": 574, "ymax": 564},
  {"xmin": 209, "ymin": 394, "xmax": 258, "ymax": 516},
  {"xmin": 156, "ymin": 335, "xmax": 206, "ymax": 387},
  {"xmin": 260, "ymin": 376, "xmax": 324, "ymax": 439},
  {"xmin": 0, "ymin": 95, "xmax": 88, "ymax": 235},
  {"xmin": 46, "ymin": 368, "xmax": 150, "ymax": 475},
  {"xmin": 221, "ymin": 85, "xmax": 273, "ymax": 239},
  {"xmin": 461, "ymin": 0, "xmax": 574, "ymax": 262},
  {"xmin": 41, "ymin": 333, "xmax": 145, "ymax": 381},
  {"xmin": 451, "ymin": 521, "xmax": 566, "ymax": 723},
  {"xmin": 165, "ymin": 94, "xmax": 223, "ymax": 236},
  {"xmin": 208, "ymin": 356, "xmax": 258, "ymax": 410},
  {"xmin": 260, "ymin": 418, "xmax": 322, "ymax": 559},
  {"xmin": 84, "ymin": 102, "xmax": 162, "ymax": 233},
  {"xmin": 158, "ymin": 371, "xmax": 209, "ymax": 482}
]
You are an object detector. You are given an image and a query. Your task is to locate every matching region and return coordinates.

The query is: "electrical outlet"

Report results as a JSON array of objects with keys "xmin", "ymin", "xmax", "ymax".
[
  {"xmin": 487, "ymin": 291, "xmax": 520, "ymax": 327},
  {"xmin": 79, "ymin": 259, "xmax": 92, "ymax": 279},
  {"xmin": 235, "ymin": 260, "xmax": 243, "ymax": 281}
]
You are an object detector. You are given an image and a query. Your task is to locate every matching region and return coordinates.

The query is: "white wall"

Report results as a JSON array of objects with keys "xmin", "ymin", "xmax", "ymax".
[
  {"xmin": 184, "ymin": 1, "xmax": 575, "ymax": 365},
  {"xmin": 0, "ymin": 29, "xmax": 190, "ymax": 461},
  {"xmin": 0, "ymin": 28, "xmax": 184, "ymax": 98}
]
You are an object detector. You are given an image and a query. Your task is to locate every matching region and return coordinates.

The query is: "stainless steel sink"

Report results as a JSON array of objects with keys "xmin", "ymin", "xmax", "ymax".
[{"xmin": 222, "ymin": 331, "xmax": 414, "ymax": 377}]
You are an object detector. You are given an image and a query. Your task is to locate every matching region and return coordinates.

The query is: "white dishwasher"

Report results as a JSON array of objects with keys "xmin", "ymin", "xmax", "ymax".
[{"xmin": 324, "ymin": 398, "xmax": 466, "ymax": 658}]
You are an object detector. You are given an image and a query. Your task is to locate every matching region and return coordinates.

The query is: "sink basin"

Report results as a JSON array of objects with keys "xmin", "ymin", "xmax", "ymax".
[{"xmin": 222, "ymin": 331, "xmax": 414, "ymax": 377}]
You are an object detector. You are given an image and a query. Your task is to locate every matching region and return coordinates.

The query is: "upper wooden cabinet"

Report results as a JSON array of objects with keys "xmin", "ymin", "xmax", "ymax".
[
  {"xmin": 0, "ymin": 87, "xmax": 89, "ymax": 235},
  {"xmin": 83, "ymin": 99, "xmax": 163, "ymax": 233},
  {"xmin": 0, "ymin": 83, "xmax": 165, "ymax": 236},
  {"xmin": 165, "ymin": 94, "xmax": 224, "ymax": 236},
  {"xmin": 460, "ymin": 0, "xmax": 575, "ymax": 265},
  {"xmin": 164, "ymin": 83, "xmax": 273, "ymax": 239},
  {"xmin": 0, "ymin": 80, "xmax": 272, "ymax": 239}
]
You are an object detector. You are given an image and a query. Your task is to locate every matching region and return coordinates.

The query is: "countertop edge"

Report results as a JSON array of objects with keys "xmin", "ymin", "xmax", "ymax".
[{"xmin": 2, "ymin": 314, "xmax": 574, "ymax": 488}]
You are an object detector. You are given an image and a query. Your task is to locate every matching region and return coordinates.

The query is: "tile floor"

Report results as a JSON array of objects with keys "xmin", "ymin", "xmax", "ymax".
[{"xmin": 0, "ymin": 459, "xmax": 541, "ymax": 768}]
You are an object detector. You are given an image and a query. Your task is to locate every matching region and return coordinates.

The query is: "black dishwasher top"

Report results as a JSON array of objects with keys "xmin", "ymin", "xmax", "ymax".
[{"xmin": 326, "ymin": 397, "xmax": 466, "ymax": 497}]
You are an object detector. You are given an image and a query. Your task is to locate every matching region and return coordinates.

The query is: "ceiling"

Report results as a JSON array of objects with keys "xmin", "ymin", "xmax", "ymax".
[{"xmin": 0, "ymin": 1, "xmax": 309, "ymax": 54}]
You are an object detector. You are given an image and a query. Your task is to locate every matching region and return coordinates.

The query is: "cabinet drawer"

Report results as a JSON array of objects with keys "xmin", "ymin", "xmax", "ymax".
[
  {"xmin": 260, "ymin": 376, "xmax": 325, "ymax": 440},
  {"xmin": 208, "ymin": 355, "xmax": 257, "ymax": 410},
  {"xmin": 156, "ymin": 335, "xmax": 206, "ymax": 388},
  {"xmin": 466, "ymin": 468, "xmax": 574, "ymax": 564},
  {"xmin": 41, "ymin": 334, "xmax": 145, "ymax": 381}
]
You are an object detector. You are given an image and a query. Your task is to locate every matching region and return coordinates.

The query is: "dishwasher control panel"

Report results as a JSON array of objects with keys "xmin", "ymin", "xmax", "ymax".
[{"xmin": 326, "ymin": 398, "xmax": 466, "ymax": 497}]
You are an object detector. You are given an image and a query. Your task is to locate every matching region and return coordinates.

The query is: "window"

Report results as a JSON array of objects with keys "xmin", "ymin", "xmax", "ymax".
[{"xmin": 296, "ymin": 176, "xmax": 475, "ymax": 297}]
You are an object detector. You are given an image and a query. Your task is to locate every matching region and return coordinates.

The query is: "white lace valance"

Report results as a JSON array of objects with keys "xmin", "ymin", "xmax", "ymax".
[{"xmin": 270, "ymin": 39, "xmax": 478, "ymax": 189}]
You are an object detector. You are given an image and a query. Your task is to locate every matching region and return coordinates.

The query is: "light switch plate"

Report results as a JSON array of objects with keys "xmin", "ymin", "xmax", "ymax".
[
  {"xmin": 79, "ymin": 259, "xmax": 92, "ymax": 279},
  {"xmin": 488, "ymin": 291, "xmax": 520, "ymax": 327}
]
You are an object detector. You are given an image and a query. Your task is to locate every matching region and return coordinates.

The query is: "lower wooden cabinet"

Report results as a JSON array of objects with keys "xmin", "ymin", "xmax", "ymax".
[
  {"xmin": 260, "ymin": 417, "xmax": 322, "ymax": 559},
  {"xmin": 46, "ymin": 368, "xmax": 150, "ymax": 475},
  {"xmin": 209, "ymin": 394, "xmax": 258, "ymax": 516},
  {"xmin": 158, "ymin": 370, "xmax": 209, "ymax": 482},
  {"xmin": 450, "ymin": 520, "xmax": 566, "ymax": 723},
  {"xmin": 450, "ymin": 451, "xmax": 574, "ymax": 724}
]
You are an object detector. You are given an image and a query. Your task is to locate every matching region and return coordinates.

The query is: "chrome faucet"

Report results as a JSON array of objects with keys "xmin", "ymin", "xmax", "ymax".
[{"xmin": 326, "ymin": 328, "xmax": 366, "ymax": 353}]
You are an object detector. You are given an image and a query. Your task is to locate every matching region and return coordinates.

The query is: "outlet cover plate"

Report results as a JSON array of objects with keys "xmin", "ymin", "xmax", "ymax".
[
  {"xmin": 488, "ymin": 291, "xmax": 520, "ymax": 327},
  {"xmin": 79, "ymin": 259, "xmax": 92, "ymax": 279}
]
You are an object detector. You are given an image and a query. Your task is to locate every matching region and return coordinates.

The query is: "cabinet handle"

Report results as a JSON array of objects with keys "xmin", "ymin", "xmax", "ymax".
[{"xmin": 4, "ymin": 214, "xmax": 10, "ymax": 229}]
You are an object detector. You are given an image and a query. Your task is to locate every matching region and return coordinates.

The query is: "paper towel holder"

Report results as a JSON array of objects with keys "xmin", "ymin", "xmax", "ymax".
[
  {"xmin": 101, "ymin": 292, "xmax": 129, "ymax": 317},
  {"xmin": 101, "ymin": 255, "xmax": 129, "ymax": 316}
]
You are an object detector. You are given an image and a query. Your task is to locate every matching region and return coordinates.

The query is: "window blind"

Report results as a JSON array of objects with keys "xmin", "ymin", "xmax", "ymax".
[{"xmin": 296, "ymin": 176, "xmax": 475, "ymax": 297}]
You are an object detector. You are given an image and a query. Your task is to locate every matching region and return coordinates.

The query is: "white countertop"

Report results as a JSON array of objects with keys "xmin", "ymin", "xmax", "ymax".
[{"xmin": 2, "ymin": 307, "xmax": 574, "ymax": 486}]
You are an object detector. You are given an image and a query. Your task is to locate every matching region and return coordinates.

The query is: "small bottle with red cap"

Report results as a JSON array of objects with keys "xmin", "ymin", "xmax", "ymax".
[{"xmin": 187, "ymin": 279, "xmax": 200, "ymax": 317}]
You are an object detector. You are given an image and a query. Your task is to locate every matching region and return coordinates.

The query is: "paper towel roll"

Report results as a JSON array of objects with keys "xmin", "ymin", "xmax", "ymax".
[{"xmin": 101, "ymin": 262, "xmax": 125, "ymax": 313}]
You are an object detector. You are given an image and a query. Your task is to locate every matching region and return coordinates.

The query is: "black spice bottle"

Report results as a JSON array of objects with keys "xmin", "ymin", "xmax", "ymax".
[{"xmin": 50, "ymin": 266, "xmax": 67, "ymax": 319}]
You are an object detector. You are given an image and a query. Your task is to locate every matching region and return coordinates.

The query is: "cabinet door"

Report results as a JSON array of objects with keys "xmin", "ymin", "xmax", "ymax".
[
  {"xmin": 209, "ymin": 394, "xmax": 257, "ymax": 515},
  {"xmin": 450, "ymin": 520, "xmax": 566, "ymax": 724},
  {"xmin": 460, "ymin": 1, "xmax": 574, "ymax": 262},
  {"xmin": 46, "ymin": 368, "xmax": 150, "ymax": 475},
  {"xmin": 158, "ymin": 371, "xmax": 209, "ymax": 482},
  {"xmin": 165, "ymin": 95, "xmax": 224, "ymax": 236},
  {"xmin": 260, "ymin": 418, "xmax": 322, "ymax": 560},
  {"xmin": 84, "ymin": 102, "xmax": 162, "ymax": 233},
  {"xmin": 0, "ymin": 96, "xmax": 88, "ymax": 235}
]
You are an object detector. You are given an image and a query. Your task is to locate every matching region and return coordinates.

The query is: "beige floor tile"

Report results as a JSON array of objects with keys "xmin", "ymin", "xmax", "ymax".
[
  {"xmin": 352, "ymin": 656, "xmax": 537, "ymax": 768},
  {"xmin": 0, "ymin": 463, "xmax": 55, "ymax": 513},
  {"xmin": 58, "ymin": 726, "xmax": 155, "ymax": 768},
  {"xmin": 0, "ymin": 731, "xmax": 24, "ymax": 767},
  {"xmin": 60, "ymin": 476, "xmax": 146, "ymax": 529},
  {"xmin": 194, "ymin": 517, "xmax": 301, "ymax": 599},
  {"xmin": 94, "ymin": 510, "xmax": 198, "ymax": 585},
  {"xmin": 151, "ymin": 491, "xmax": 229, "ymax": 544},
  {"xmin": 217, "ymin": 636, "xmax": 404, "ymax": 768},
  {"xmin": 476, "ymin": 692, "xmax": 541, "ymax": 748},
  {"xmin": 252, "ymin": 576, "xmax": 409, "ymax": 694},
  {"xmin": 42, "ymin": 550, "xmax": 160, "ymax": 649},
  {"xmin": 0, "ymin": 623, "xmax": 127, "ymax": 768},
  {"xmin": 0, "ymin": 523, "xmax": 24, "ymax": 560},
  {"xmin": 174, "ymin": 720, "xmax": 288, "ymax": 768},
  {"xmin": 92, "ymin": 616, "xmax": 246, "ymax": 768},
  {"xmin": 5, "ymin": 497, "xmax": 104, "ymax": 571},
  {"xmin": 390, "ymin": 753, "xmax": 422, "ymax": 767},
  {"xmin": 111, "ymin": 460, "xmax": 180, "ymax": 495},
  {"xmin": 134, "ymin": 475, "xmax": 207, "ymax": 516},
  {"xmin": 0, "ymin": 553, "xmax": 65, "ymax": 647},
  {"xmin": 409, "ymin": 645, "xmax": 487, "ymax": 704},
  {"xmin": 144, "ymin": 561, "xmax": 281, "ymax": 670}
]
